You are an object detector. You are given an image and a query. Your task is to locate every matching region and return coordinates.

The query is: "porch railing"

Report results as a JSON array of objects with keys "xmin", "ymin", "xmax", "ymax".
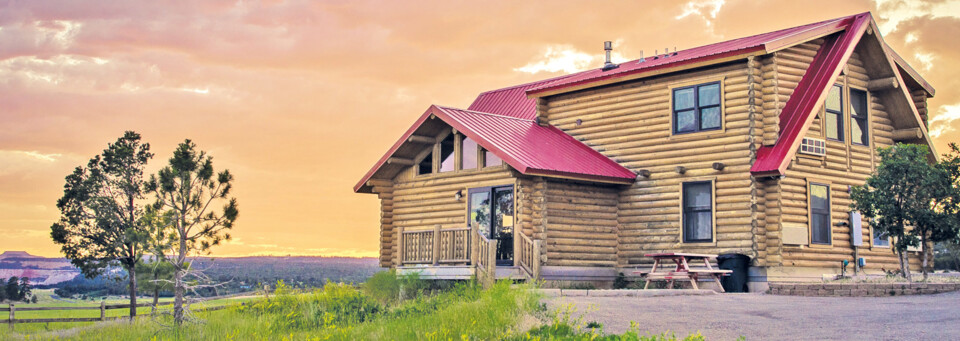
[
  {"xmin": 516, "ymin": 233, "xmax": 541, "ymax": 280},
  {"xmin": 399, "ymin": 225, "xmax": 472, "ymax": 265},
  {"xmin": 473, "ymin": 227, "xmax": 497, "ymax": 285}
]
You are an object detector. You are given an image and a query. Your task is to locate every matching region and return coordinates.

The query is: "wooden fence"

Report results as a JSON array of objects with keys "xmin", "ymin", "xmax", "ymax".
[{"xmin": 2, "ymin": 292, "xmax": 253, "ymax": 330}]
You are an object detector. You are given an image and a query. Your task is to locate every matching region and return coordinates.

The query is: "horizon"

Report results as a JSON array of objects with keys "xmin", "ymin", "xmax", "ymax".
[{"xmin": 2, "ymin": 1, "xmax": 960, "ymax": 258}]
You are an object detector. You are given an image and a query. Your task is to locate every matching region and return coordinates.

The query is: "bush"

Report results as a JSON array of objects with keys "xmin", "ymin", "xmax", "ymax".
[
  {"xmin": 364, "ymin": 270, "xmax": 401, "ymax": 304},
  {"xmin": 613, "ymin": 273, "xmax": 629, "ymax": 289}
]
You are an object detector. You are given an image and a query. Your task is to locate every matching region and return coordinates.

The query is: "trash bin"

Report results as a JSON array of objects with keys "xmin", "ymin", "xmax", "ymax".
[{"xmin": 717, "ymin": 253, "xmax": 750, "ymax": 293}]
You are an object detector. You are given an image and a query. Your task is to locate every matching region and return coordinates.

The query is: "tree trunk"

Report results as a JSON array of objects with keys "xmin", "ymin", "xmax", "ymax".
[
  {"xmin": 921, "ymin": 234, "xmax": 929, "ymax": 281},
  {"xmin": 901, "ymin": 250, "xmax": 913, "ymax": 282},
  {"xmin": 152, "ymin": 271, "xmax": 160, "ymax": 315},
  {"xmin": 127, "ymin": 264, "xmax": 137, "ymax": 320},
  {"xmin": 173, "ymin": 238, "xmax": 186, "ymax": 325}
]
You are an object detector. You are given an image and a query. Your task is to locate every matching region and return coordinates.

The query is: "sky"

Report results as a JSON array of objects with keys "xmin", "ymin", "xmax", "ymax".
[{"xmin": 2, "ymin": 0, "xmax": 960, "ymax": 258}]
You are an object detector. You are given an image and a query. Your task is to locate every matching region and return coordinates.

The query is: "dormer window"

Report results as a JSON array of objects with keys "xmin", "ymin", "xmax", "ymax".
[
  {"xmin": 825, "ymin": 85, "xmax": 843, "ymax": 141},
  {"xmin": 673, "ymin": 82, "xmax": 721, "ymax": 134},
  {"xmin": 439, "ymin": 133, "xmax": 455, "ymax": 172}
]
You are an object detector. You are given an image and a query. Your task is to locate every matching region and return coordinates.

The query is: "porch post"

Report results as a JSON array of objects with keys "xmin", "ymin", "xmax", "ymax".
[
  {"xmin": 432, "ymin": 224, "xmax": 441, "ymax": 265},
  {"xmin": 532, "ymin": 240, "xmax": 542, "ymax": 280},
  {"xmin": 470, "ymin": 223, "xmax": 479, "ymax": 266},
  {"xmin": 396, "ymin": 226, "xmax": 405, "ymax": 266}
]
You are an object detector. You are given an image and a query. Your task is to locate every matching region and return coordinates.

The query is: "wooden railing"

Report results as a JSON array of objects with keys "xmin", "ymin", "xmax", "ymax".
[
  {"xmin": 472, "ymin": 227, "xmax": 498, "ymax": 286},
  {"xmin": 438, "ymin": 227, "xmax": 471, "ymax": 263},
  {"xmin": 399, "ymin": 225, "xmax": 472, "ymax": 265},
  {"xmin": 2, "ymin": 293, "xmax": 252, "ymax": 330},
  {"xmin": 516, "ymin": 233, "xmax": 541, "ymax": 280}
]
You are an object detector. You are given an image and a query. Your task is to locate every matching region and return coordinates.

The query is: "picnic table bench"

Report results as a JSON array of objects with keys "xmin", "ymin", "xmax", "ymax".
[{"xmin": 634, "ymin": 253, "xmax": 732, "ymax": 292}]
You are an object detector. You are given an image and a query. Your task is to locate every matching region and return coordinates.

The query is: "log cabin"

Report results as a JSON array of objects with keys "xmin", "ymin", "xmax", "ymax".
[{"xmin": 353, "ymin": 12, "xmax": 936, "ymax": 290}]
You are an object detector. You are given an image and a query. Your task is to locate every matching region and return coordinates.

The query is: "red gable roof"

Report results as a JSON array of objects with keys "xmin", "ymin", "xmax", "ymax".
[
  {"xmin": 353, "ymin": 105, "xmax": 636, "ymax": 193},
  {"xmin": 526, "ymin": 14, "xmax": 860, "ymax": 98},
  {"xmin": 467, "ymin": 74, "xmax": 577, "ymax": 120},
  {"xmin": 751, "ymin": 13, "xmax": 871, "ymax": 176}
]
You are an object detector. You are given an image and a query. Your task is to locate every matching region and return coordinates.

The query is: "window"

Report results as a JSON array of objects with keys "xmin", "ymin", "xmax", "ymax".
[
  {"xmin": 462, "ymin": 136, "xmax": 478, "ymax": 170},
  {"xmin": 483, "ymin": 148, "xmax": 502, "ymax": 167},
  {"xmin": 872, "ymin": 224, "xmax": 890, "ymax": 247},
  {"xmin": 417, "ymin": 152, "xmax": 432, "ymax": 175},
  {"xmin": 810, "ymin": 183, "xmax": 831, "ymax": 245},
  {"xmin": 850, "ymin": 89, "xmax": 868, "ymax": 145},
  {"xmin": 673, "ymin": 82, "xmax": 721, "ymax": 134},
  {"xmin": 438, "ymin": 134, "xmax": 455, "ymax": 172},
  {"xmin": 825, "ymin": 85, "xmax": 843, "ymax": 141},
  {"xmin": 682, "ymin": 181, "xmax": 713, "ymax": 243}
]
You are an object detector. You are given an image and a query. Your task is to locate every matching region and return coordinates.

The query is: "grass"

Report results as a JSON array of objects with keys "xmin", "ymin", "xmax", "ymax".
[
  {"xmin": 2, "ymin": 275, "xmax": 712, "ymax": 340},
  {"xmin": 1, "ymin": 289, "xmax": 255, "ymax": 335},
  {"xmin": 830, "ymin": 274, "xmax": 960, "ymax": 284}
]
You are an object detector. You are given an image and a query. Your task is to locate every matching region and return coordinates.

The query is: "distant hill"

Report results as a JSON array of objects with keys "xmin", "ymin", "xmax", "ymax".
[
  {"xmin": 0, "ymin": 251, "xmax": 382, "ymax": 293},
  {"xmin": 0, "ymin": 251, "xmax": 80, "ymax": 285}
]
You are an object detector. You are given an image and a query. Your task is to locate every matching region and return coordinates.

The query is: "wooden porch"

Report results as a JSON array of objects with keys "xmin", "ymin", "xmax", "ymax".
[{"xmin": 395, "ymin": 225, "xmax": 542, "ymax": 283}]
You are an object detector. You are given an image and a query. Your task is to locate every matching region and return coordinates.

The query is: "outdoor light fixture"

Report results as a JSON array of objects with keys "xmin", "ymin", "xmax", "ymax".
[{"xmin": 455, "ymin": 190, "xmax": 463, "ymax": 201}]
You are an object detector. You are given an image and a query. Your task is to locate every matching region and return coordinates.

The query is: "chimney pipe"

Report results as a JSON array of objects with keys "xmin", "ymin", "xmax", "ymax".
[{"xmin": 602, "ymin": 41, "xmax": 619, "ymax": 71}]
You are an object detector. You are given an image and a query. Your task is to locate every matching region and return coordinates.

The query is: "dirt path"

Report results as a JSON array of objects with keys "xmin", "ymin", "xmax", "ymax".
[{"xmin": 545, "ymin": 291, "xmax": 960, "ymax": 340}]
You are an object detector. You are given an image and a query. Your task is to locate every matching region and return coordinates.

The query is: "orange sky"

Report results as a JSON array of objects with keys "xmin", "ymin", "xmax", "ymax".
[{"xmin": 2, "ymin": 0, "xmax": 959, "ymax": 258}]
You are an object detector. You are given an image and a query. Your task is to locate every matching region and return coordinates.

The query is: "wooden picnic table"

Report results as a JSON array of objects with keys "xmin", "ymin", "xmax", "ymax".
[{"xmin": 634, "ymin": 253, "xmax": 732, "ymax": 293}]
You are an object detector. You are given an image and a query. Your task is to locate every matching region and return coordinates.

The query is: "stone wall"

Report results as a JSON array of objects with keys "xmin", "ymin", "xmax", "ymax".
[{"xmin": 769, "ymin": 282, "xmax": 960, "ymax": 297}]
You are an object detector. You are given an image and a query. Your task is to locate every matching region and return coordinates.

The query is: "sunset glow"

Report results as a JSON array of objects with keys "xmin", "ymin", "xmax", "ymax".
[{"xmin": 2, "ymin": 0, "xmax": 959, "ymax": 258}]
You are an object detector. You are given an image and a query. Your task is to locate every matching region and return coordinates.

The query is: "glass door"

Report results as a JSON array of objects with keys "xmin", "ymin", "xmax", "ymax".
[{"xmin": 468, "ymin": 185, "xmax": 514, "ymax": 266}]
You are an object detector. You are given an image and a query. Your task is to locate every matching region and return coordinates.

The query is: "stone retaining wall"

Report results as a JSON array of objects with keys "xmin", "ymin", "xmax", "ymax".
[{"xmin": 769, "ymin": 282, "xmax": 960, "ymax": 297}]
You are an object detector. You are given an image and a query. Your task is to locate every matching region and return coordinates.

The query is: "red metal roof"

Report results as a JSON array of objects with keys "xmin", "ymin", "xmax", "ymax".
[
  {"xmin": 526, "ymin": 14, "xmax": 862, "ymax": 97},
  {"xmin": 353, "ymin": 105, "xmax": 636, "ymax": 192},
  {"xmin": 436, "ymin": 106, "xmax": 636, "ymax": 182},
  {"xmin": 751, "ymin": 13, "xmax": 871, "ymax": 176},
  {"xmin": 467, "ymin": 74, "xmax": 578, "ymax": 120}
]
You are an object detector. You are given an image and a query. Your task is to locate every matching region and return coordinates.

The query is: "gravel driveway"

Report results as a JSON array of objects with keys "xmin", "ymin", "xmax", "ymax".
[{"xmin": 545, "ymin": 291, "xmax": 960, "ymax": 340}]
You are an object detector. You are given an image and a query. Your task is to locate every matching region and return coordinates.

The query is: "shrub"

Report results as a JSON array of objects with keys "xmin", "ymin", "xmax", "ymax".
[
  {"xmin": 364, "ymin": 270, "xmax": 401, "ymax": 304},
  {"xmin": 613, "ymin": 272, "xmax": 629, "ymax": 289}
]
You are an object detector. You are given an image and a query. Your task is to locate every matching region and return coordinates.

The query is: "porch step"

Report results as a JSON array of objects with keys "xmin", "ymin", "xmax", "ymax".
[{"xmin": 495, "ymin": 266, "xmax": 528, "ymax": 280}]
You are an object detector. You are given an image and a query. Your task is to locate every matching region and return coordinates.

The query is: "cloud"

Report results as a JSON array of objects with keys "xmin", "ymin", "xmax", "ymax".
[
  {"xmin": 514, "ymin": 40, "xmax": 630, "ymax": 75},
  {"xmin": 929, "ymin": 104, "xmax": 960, "ymax": 138},
  {"xmin": 677, "ymin": 0, "xmax": 726, "ymax": 27}
]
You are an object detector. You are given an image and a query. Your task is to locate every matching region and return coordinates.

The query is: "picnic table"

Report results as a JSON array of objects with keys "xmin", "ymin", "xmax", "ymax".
[{"xmin": 634, "ymin": 253, "xmax": 732, "ymax": 292}]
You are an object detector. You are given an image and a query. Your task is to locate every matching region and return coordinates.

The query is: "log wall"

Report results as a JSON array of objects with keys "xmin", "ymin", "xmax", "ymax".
[
  {"xmin": 542, "ymin": 180, "xmax": 619, "ymax": 267},
  {"xmin": 544, "ymin": 62, "xmax": 758, "ymax": 266},
  {"xmin": 770, "ymin": 45, "xmax": 921, "ymax": 271}
]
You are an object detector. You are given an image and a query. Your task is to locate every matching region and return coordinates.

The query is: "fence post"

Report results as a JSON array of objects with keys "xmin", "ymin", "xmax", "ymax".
[
  {"xmin": 432, "ymin": 224, "xmax": 441, "ymax": 265},
  {"xmin": 8, "ymin": 303, "xmax": 13, "ymax": 331},
  {"xmin": 100, "ymin": 300, "xmax": 106, "ymax": 321}
]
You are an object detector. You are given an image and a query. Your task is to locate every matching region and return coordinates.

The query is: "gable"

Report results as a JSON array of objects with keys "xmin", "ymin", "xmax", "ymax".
[
  {"xmin": 354, "ymin": 105, "xmax": 637, "ymax": 193},
  {"xmin": 752, "ymin": 13, "xmax": 937, "ymax": 176}
]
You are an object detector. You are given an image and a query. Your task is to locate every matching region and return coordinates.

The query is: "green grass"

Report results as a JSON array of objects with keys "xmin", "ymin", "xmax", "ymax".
[
  {"xmin": 3, "ymin": 279, "xmax": 712, "ymax": 340},
  {"xmin": 1, "ymin": 289, "xmax": 255, "ymax": 335}
]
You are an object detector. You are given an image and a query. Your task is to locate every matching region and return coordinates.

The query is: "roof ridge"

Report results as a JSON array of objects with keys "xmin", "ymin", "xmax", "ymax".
[{"xmin": 435, "ymin": 105, "xmax": 536, "ymax": 123}]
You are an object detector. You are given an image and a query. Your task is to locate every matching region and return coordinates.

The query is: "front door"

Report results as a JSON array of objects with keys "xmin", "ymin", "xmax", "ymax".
[{"xmin": 468, "ymin": 185, "xmax": 514, "ymax": 265}]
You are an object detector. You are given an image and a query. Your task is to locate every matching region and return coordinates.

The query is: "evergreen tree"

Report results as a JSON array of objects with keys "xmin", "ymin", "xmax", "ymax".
[
  {"xmin": 5, "ymin": 276, "xmax": 19, "ymax": 300},
  {"xmin": 148, "ymin": 140, "xmax": 238, "ymax": 325},
  {"xmin": 18, "ymin": 277, "xmax": 31, "ymax": 301},
  {"xmin": 50, "ymin": 131, "xmax": 154, "ymax": 318}
]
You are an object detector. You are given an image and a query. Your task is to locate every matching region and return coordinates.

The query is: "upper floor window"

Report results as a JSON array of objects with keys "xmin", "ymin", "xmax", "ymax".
[
  {"xmin": 483, "ymin": 148, "xmax": 502, "ymax": 167},
  {"xmin": 682, "ymin": 181, "xmax": 713, "ymax": 243},
  {"xmin": 462, "ymin": 136, "xmax": 478, "ymax": 170},
  {"xmin": 850, "ymin": 88, "xmax": 868, "ymax": 145},
  {"xmin": 825, "ymin": 85, "xmax": 844, "ymax": 141},
  {"xmin": 438, "ymin": 134, "xmax": 456, "ymax": 172},
  {"xmin": 810, "ymin": 183, "xmax": 831, "ymax": 245},
  {"xmin": 673, "ymin": 82, "xmax": 721, "ymax": 134},
  {"xmin": 417, "ymin": 152, "xmax": 433, "ymax": 175}
]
